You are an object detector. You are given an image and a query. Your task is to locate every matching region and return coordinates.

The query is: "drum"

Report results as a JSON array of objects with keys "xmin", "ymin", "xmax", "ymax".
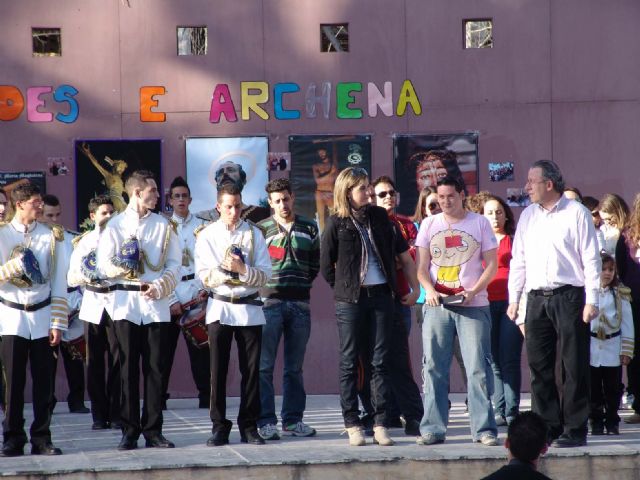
[
  {"xmin": 179, "ymin": 302, "xmax": 208, "ymax": 348},
  {"xmin": 62, "ymin": 336, "xmax": 87, "ymax": 362}
]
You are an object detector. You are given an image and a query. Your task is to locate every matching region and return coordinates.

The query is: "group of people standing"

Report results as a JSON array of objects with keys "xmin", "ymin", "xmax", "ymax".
[{"xmin": 0, "ymin": 156, "xmax": 636, "ymax": 460}]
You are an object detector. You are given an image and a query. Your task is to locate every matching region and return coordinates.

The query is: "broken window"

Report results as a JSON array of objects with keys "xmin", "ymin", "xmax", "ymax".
[
  {"xmin": 32, "ymin": 28, "xmax": 61, "ymax": 57},
  {"xmin": 320, "ymin": 24, "xmax": 349, "ymax": 52},
  {"xmin": 464, "ymin": 19, "xmax": 493, "ymax": 49},
  {"xmin": 177, "ymin": 26, "xmax": 207, "ymax": 55}
]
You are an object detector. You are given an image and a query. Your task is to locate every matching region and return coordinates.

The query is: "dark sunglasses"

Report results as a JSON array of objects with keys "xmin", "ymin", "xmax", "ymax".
[{"xmin": 375, "ymin": 190, "xmax": 396, "ymax": 199}]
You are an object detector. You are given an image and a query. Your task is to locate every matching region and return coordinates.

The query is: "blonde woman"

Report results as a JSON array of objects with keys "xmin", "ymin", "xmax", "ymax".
[
  {"xmin": 599, "ymin": 193, "xmax": 630, "ymax": 256},
  {"xmin": 320, "ymin": 167, "xmax": 418, "ymax": 447}
]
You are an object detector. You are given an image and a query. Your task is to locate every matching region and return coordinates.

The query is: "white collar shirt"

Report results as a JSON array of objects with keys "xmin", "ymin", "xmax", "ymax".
[{"xmin": 169, "ymin": 212, "xmax": 205, "ymax": 305}]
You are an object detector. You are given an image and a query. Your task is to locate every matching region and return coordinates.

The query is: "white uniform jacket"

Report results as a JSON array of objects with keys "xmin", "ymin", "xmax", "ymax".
[
  {"xmin": 167, "ymin": 212, "xmax": 206, "ymax": 306},
  {"xmin": 96, "ymin": 207, "xmax": 181, "ymax": 325},
  {"xmin": 194, "ymin": 219, "xmax": 271, "ymax": 327},
  {"xmin": 68, "ymin": 228, "xmax": 114, "ymax": 325},
  {"xmin": 0, "ymin": 218, "xmax": 69, "ymax": 339},
  {"xmin": 590, "ymin": 286, "xmax": 635, "ymax": 367}
]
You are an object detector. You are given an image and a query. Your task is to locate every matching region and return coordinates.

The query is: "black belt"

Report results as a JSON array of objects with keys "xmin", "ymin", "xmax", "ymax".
[
  {"xmin": 0, "ymin": 296, "xmax": 51, "ymax": 312},
  {"xmin": 360, "ymin": 284, "xmax": 390, "ymax": 298},
  {"xmin": 67, "ymin": 286, "xmax": 80, "ymax": 294},
  {"xmin": 590, "ymin": 330, "xmax": 621, "ymax": 340},
  {"xmin": 529, "ymin": 285, "xmax": 578, "ymax": 297},
  {"xmin": 85, "ymin": 284, "xmax": 148, "ymax": 293},
  {"xmin": 181, "ymin": 274, "xmax": 195, "ymax": 282},
  {"xmin": 209, "ymin": 291, "xmax": 263, "ymax": 306}
]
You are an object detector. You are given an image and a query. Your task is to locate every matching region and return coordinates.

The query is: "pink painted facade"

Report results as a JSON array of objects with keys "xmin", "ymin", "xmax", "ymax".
[{"xmin": 2, "ymin": 0, "xmax": 639, "ymax": 398}]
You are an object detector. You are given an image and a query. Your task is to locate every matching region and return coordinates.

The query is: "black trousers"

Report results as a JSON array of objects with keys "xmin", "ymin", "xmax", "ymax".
[
  {"xmin": 162, "ymin": 316, "xmax": 211, "ymax": 405},
  {"xmin": 590, "ymin": 365, "xmax": 622, "ymax": 427},
  {"xmin": 208, "ymin": 322, "xmax": 262, "ymax": 433},
  {"xmin": 526, "ymin": 286, "xmax": 590, "ymax": 438},
  {"xmin": 113, "ymin": 321, "xmax": 168, "ymax": 439},
  {"xmin": 627, "ymin": 302, "xmax": 640, "ymax": 412},
  {"xmin": 87, "ymin": 312, "xmax": 121, "ymax": 424},
  {"xmin": 1, "ymin": 336, "xmax": 55, "ymax": 447},
  {"xmin": 52, "ymin": 341, "xmax": 86, "ymax": 410}
]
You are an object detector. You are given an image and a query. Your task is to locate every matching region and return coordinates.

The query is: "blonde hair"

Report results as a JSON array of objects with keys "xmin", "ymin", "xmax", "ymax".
[
  {"xmin": 331, "ymin": 167, "xmax": 369, "ymax": 218},
  {"xmin": 626, "ymin": 193, "xmax": 640, "ymax": 246},
  {"xmin": 598, "ymin": 193, "xmax": 629, "ymax": 230}
]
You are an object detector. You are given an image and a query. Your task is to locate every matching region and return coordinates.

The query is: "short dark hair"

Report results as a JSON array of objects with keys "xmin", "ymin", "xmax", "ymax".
[
  {"xmin": 265, "ymin": 178, "xmax": 292, "ymax": 196},
  {"xmin": 436, "ymin": 175, "xmax": 465, "ymax": 193},
  {"xmin": 371, "ymin": 175, "xmax": 396, "ymax": 190},
  {"xmin": 11, "ymin": 182, "xmax": 41, "ymax": 205},
  {"xmin": 88, "ymin": 195, "xmax": 114, "ymax": 215},
  {"xmin": 124, "ymin": 170, "xmax": 156, "ymax": 196},
  {"xmin": 582, "ymin": 196, "xmax": 600, "ymax": 211},
  {"xmin": 564, "ymin": 186, "xmax": 583, "ymax": 202},
  {"xmin": 170, "ymin": 176, "xmax": 190, "ymax": 197},
  {"xmin": 507, "ymin": 412, "xmax": 548, "ymax": 463},
  {"xmin": 217, "ymin": 182, "xmax": 242, "ymax": 202},
  {"xmin": 532, "ymin": 159, "xmax": 565, "ymax": 193},
  {"xmin": 42, "ymin": 194, "xmax": 60, "ymax": 207},
  {"xmin": 601, "ymin": 252, "xmax": 619, "ymax": 287}
]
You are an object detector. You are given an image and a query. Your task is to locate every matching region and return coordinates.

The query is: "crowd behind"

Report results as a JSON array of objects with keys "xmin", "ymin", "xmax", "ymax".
[{"xmin": 0, "ymin": 157, "xmax": 636, "ymax": 479}]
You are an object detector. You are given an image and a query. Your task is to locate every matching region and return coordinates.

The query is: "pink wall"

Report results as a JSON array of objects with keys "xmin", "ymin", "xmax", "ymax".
[{"xmin": 1, "ymin": 0, "xmax": 638, "ymax": 398}]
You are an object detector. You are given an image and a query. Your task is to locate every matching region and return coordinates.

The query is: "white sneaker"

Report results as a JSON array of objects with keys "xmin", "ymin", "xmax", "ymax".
[
  {"xmin": 282, "ymin": 421, "xmax": 317, "ymax": 437},
  {"xmin": 258, "ymin": 423, "xmax": 280, "ymax": 440},
  {"xmin": 373, "ymin": 426, "xmax": 395, "ymax": 446},
  {"xmin": 345, "ymin": 426, "xmax": 366, "ymax": 446}
]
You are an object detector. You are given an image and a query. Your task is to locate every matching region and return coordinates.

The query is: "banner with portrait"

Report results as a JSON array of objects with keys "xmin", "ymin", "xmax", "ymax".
[
  {"xmin": 393, "ymin": 133, "xmax": 479, "ymax": 217},
  {"xmin": 74, "ymin": 139, "xmax": 162, "ymax": 231},
  {"xmin": 0, "ymin": 171, "xmax": 46, "ymax": 197},
  {"xmin": 185, "ymin": 136, "xmax": 269, "ymax": 215},
  {"xmin": 288, "ymin": 135, "xmax": 372, "ymax": 232}
]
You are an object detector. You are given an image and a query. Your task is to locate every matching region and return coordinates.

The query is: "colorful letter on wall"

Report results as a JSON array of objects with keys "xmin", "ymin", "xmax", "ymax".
[
  {"xmin": 209, "ymin": 84, "xmax": 238, "ymax": 123},
  {"xmin": 336, "ymin": 82, "xmax": 363, "ymax": 119},
  {"xmin": 140, "ymin": 86, "xmax": 166, "ymax": 122},
  {"xmin": 241, "ymin": 82, "xmax": 269, "ymax": 121},
  {"xmin": 367, "ymin": 82, "xmax": 393, "ymax": 117},
  {"xmin": 53, "ymin": 85, "xmax": 79, "ymax": 123},
  {"xmin": 305, "ymin": 82, "xmax": 331, "ymax": 119},
  {"xmin": 0, "ymin": 85, "xmax": 25, "ymax": 121},
  {"xmin": 396, "ymin": 80, "xmax": 422, "ymax": 117},
  {"xmin": 273, "ymin": 83, "xmax": 300, "ymax": 120},
  {"xmin": 27, "ymin": 86, "xmax": 53, "ymax": 122}
]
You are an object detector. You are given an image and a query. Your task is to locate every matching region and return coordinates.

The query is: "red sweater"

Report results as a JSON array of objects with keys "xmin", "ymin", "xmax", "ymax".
[{"xmin": 487, "ymin": 234, "xmax": 512, "ymax": 302}]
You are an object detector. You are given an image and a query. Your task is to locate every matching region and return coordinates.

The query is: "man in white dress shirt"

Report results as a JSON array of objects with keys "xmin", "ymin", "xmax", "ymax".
[
  {"xmin": 162, "ymin": 176, "xmax": 210, "ymax": 409},
  {"xmin": 96, "ymin": 170, "xmax": 181, "ymax": 450},
  {"xmin": 68, "ymin": 195, "xmax": 121, "ymax": 430},
  {"xmin": 195, "ymin": 182, "xmax": 272, "ymax": 446},
  {"xmin": 507, "ymin": 160, "xmax": 601, "ymax": 448},
  {"xmin": 0, "ymin": 182, "xmax": 68, "ymax": 456}
]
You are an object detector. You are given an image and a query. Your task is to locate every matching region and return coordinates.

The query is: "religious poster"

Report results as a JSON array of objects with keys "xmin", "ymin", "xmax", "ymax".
[
  {"xmin": 268, "ymin": 152, "xmax": 291, "ymax": 172},
  {"xmin": 74, "ymin": 139, "xmax": 162, "ymax": 231},
  {"xmin": 0, "ymin": 171, "xmax": 46, "ymax": 197},
  {"xmin": 288, "ymin": 134, "xmax": 371, "ymax": 232},
  {"xmin": 185, "ymin": 136, "xmax": 269, "ymax": 216},
  {"xmin": 393, "ymin": 133, "xmax": 479, "ymax": 217}
]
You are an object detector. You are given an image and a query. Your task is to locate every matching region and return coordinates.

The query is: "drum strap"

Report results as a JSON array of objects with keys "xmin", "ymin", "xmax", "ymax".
[{"xmin": 209, "ymin": 291, "xmax": 264, "ymax": 307}]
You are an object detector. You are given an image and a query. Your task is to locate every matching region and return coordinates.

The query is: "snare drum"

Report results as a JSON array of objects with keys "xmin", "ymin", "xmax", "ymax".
[
  {"xmin": 179, "ymin": 303, "xmax": 208, "ymax": 348},
  {"xmin": 62, "ymin": 336, "xmax": 87, "ymax": 362}
]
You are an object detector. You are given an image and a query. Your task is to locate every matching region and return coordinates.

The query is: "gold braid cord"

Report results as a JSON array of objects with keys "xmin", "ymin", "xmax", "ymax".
[{"xmin": 141, "ymin": 221, "xmax": 172, "ymax": 272}]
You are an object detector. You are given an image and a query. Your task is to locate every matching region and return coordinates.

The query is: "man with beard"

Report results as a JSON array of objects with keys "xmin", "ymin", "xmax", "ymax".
[{"xmin": 196, "ymin": 161, "xmax": 270, "ymax": 225}]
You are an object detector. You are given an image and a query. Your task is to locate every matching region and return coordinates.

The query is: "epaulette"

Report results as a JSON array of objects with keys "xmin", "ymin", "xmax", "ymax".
[
  {"xmin": 194, "ymin": 223, "xmax": 209, "ymax": 238},
  {"xmin": 71, "ymin": 230, "xmax": 91, "ymax": 248},
  {"xmin": 195, "ymin": 209, "xmax": 219, "ymax": 222},
  {"xmin": 42, "ymin": 222, "xmax": 65, "ymax": 242},
  {"xmin": 168, "ymin": 218, "xmax": 178, "ymax": 234},
  {"xmin": 618, "ymin": 284, "xmax": 632, "ymax": 303}
]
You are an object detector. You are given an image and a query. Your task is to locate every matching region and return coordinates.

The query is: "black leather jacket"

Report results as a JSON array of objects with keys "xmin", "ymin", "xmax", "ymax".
[{"xmin": 320, "ymin": 206, "xmax": 408, "ymax": 303}]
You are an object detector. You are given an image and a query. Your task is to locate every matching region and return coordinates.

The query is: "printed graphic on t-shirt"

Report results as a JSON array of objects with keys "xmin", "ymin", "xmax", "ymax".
[{"xmin": 430, "ymin": 229, "xmax": 480, "ymax": 295}]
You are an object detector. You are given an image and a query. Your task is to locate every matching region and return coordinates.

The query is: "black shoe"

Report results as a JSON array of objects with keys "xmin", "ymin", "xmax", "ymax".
[
  {"xmin": 404, "ymin": 418, "xmax": 421, "ymax": 436},
  {"xmin": 31, "ymin": 442, "xmax": 62, "ymax": 455},
  {"xmin": 240, "ymin": 428, "xmax": 265, "ymax": 445},
  {"xmin": 207, "ymin": 429, "xmax": 230, "ymax": 446},
  {"xmin": 606, "ymin": 424, "xmax": 620, "ymax": 435},
  {"xmin": 550, "ymin": 434, "xmax": 587, "ymax": 448},
  {"xmin": 145, "ymin": 434, "xmax": 175, "ymax": 448},
  {"xmin": 117, "ymin": 435, "xmax": 138, "ymax": 451},
  {"xmin": 0, "ymin": 442, "xmax": 24, "ymax": 457},
  {"xmin": 385, "ymin": 416, "xmax": 404, "ymax": 429},
  {"xmin": 69, "ymin": 405, "xmax": 90, "ymax": 414},
  {"xmin": 92, "ymin": 420, "xmax": 111, "ymax": 430}
]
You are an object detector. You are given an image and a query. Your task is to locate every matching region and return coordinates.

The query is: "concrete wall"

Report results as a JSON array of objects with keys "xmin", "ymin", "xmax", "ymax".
[{"xmin": 1, "ymin": 0, "xmax": 638, "ymax": 397}]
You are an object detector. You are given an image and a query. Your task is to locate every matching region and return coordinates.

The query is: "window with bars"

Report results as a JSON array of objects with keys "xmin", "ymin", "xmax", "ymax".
[
  {"xmin": 320, "ymin": 24, "xmax": 349, "ymax": 52},
  {"xmin": 32, "ymin": 28, "xmax": 61, "ymax": 57},
  {"xmin": 464, "ymin": 19, "xmax": 493, "ymax": 49},
  {"xmin": 177, "ymin": 26, "xmax": 207, "ymax": 56}
]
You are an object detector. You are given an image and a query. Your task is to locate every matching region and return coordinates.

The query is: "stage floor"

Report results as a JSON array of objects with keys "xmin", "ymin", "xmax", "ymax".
[{"xmin": 2, "ymin": 394, "xmax": 640, "ymax": 479}]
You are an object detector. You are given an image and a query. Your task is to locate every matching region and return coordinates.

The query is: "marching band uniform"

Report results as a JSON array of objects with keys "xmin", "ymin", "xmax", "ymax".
[
  {"xmin": 68, "ymin": 227, "xmax": 121, "ymax": 429},
  {"xmin": 0, "ymin": 218, "xmax": 68, "ymax": 455},
  {"xmin": 194, "ymin": 217, "xmax": 271, "ymax": 444},
  {"xmin": 96, "ymin": 207, "xmax": 181, "ymax": 448},
  {"xmin": 162, "ymin": 212, "xmax": 210, "ymax": 409}
]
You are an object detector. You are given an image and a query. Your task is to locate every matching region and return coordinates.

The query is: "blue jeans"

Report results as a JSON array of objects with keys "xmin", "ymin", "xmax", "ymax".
[
  {"xmin": 258, "ymin": 299, "xmax": 311, "ymax": 427},
  {"xmin": 420, "ymin": 304, "xmax": 497, "ymax": 440},
  {"xmin": 490, "ymin": 300, "xmax": 523, "ymax": 421},
  {"xmin": 336, "ymin": 290, "xmax": 393, "ymax": 428}
]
